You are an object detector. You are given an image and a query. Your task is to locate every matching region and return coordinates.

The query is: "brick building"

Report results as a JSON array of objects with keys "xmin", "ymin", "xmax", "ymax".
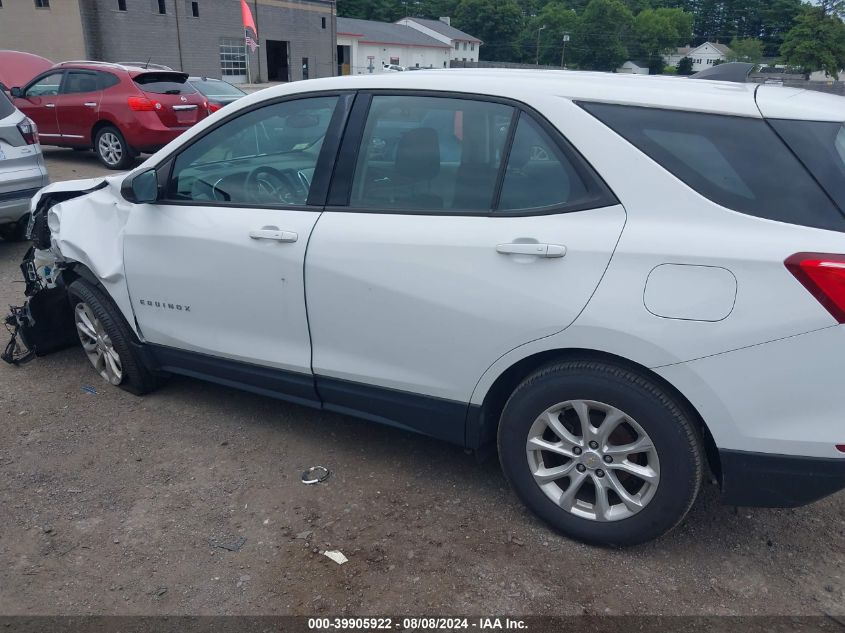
[{"xmin": 0, "ymin": 0, "xmax": 337, "ymax": 83}]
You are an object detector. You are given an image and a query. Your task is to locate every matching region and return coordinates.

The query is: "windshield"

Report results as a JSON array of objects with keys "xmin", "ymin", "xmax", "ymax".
[
  {"xmin": 770, "ymin": 119, "xmax": 845, "ymax": 215},
  {"xmin": 190, "ymin": 79, "xmax": 245, "ymax": 98},
  {"xmin": 133, "ymin": 72, "xmax": 195, "ymax": 95}
]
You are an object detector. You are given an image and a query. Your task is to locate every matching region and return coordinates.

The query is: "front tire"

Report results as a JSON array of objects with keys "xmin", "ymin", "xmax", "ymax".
[
  {"xmin": 67, "ymin": 279, "xmax": 160, "ymax": 395},
  {"xmin": 498, "ymin": 360, "xmax": 703, "ymax": 546},
  {"xmin": 94, "ymin": 125, "xmax": 136, "ymax": 170}
]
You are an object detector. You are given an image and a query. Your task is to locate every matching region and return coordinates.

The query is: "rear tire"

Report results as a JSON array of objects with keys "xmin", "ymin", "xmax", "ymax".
[
  {"xmin": 67, "ymin": 279, "xmax": 160, "ymax": 395},
  {"xmin": 94, "ymin": 125, "xmax": 136, "ymax": 170},
  {"xmin": 498, "ymin": 360, "xmax": 703, "ymax": 546}
]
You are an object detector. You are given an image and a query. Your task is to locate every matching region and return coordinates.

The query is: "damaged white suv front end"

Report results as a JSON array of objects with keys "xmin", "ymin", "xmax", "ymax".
[{"xmin": 3, "ymin": 175, "xmax": 136, "ymax": 365}]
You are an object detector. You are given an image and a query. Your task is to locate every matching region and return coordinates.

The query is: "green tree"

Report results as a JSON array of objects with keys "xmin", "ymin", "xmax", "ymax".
[
  {"xmin": 781, "ymin": 6, "xmax": 845, "ymax": 78},
  {"xmin": 454, "ymin": 0, "xmax": 524, "ymax": 61},
  {"xmin": 760, "ymin": 0, "xmax": 804, "ymax": 57},
  {"xmin": 574, "ymin": 0, "xmax": 634, "ymax": 70},
  {"xmin": 520, "ymin": 1, "xmax": 579, "ymax": 65},
  {"xmin": 676, "ymin": 55, "xmax": 694, "ymax": 74},
  {"xmin": 632, "ymin": 8, "xmax": 693, "ymax": 71},
  {"xmin": 727, "ymin": 37, "xmax": 764, "ymax": 63}
]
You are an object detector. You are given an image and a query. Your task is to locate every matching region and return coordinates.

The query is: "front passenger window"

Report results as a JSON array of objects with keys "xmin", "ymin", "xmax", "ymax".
[
  {"xmin": 167, "ymin": 96, "xmax": 337, "ymax": 206},
  {"xmin": 25, "ymin": 72, "xmax": 63, "ymax": 97}
]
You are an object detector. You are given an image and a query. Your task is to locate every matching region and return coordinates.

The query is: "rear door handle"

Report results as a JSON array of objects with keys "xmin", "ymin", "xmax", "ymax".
[
  {"xmin": 496, "ymin": 242, "xmax": 566, "ymax": 258},
  {"xmin": 44, "ymin": 103, "xmax": 56, "ymax": 108},
  {"xmin": 249, "ymin": 228, "xmax": 298, "ymax": 242},
  {"xmin": 84, "ymin": 102, "xmax": 97, "ymax": 108}
]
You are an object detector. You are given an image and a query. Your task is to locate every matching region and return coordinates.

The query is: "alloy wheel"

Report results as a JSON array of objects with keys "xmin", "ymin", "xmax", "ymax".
[
  {"xmin": 74, "ymin": 302, "xmax": 123, "ymax": 385},
  {"xmin": 526, "ymin": 399, "xmax": 660, "ymax": 522},
  {"xmin": 98, "ymin": 132, "xmax": 123, "ymax": 167}
]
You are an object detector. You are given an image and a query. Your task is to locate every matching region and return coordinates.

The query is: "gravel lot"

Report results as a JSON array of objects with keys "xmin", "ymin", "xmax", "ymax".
[{"xmin": 0, "ymin": 148, "xmax": 843, "ymax": 617}]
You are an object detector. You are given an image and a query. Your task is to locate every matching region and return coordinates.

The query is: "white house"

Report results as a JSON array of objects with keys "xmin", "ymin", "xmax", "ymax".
[
  {"xmin": 664, "ymin": 42, "xmax": 732, "ymax": 72},
  {"xmin": 337, "ymin": 17, "xmax": 452, "ymax": 75},
  {"xmin": 395, "ymin": 17, "xmax": 482, "ymax": 63},
  {"xmin": 617, "ymin": 60, "xmax": 650, "ymax": 75}
]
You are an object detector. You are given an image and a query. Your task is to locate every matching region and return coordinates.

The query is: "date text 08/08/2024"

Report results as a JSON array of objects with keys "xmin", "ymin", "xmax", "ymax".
[{"xmin": 307, "ymin": 618, "xmax": 528, "ymax": 630}]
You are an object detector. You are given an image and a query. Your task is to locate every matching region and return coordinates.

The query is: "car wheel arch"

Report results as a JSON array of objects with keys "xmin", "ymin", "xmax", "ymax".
[{"xmin": 471, "ymin": 347, "xmax": 722, "ymax": 483}]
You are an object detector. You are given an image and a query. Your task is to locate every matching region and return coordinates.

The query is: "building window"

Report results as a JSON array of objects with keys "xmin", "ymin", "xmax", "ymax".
[
  {"xmin": 190, "ymin": 0, "xmax": 198, "ymax": 17},
  {"xmin": 321, "ymin": 16, "xmax": 326, "ymax": 29},
  {"xmin": 471, "ymin": 43, "xmax": 475, "ymax": 51},
  {"xmin": 34, "ymin": 0, "xmax": 50, "ymax": 7},
  {"xmin": 117, "ymin": 0, "xmax": 126, "ymax": 9},
  {"xmin": 455, "ymin": 42, "xmax": 459, "ymax": 50},
  {"xmin": 390, "ymin": 56, "xmax": 399, "ymax": 65},
  {"xmin": 463, "ymin": 42, "xmax": 467, "ymax": 50},
  {"xmin": 219, "ymin": 37, "xmax": 247, "ymax": 80},
  {"xmin": 302, "ymin": 57, "xmax": 309, "ymax": 80},
  {"xmin": 157, "ymin": 0, "xmax": 166, "ymax": 14}
]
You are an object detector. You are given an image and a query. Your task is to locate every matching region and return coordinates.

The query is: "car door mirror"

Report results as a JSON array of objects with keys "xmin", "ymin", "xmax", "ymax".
[
  {"xmin": 121, "ymin": 169, "xmax": 159, "ymax": 204},
  {"xmin": 10, "ymin": 87, "xmax": 22, "ymax": 98}
]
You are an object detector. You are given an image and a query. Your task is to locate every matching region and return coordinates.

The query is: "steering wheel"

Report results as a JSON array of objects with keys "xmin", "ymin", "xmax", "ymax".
[{"xmin": 245, "ymin": 166, "xmax": 302, "ymax": 205}]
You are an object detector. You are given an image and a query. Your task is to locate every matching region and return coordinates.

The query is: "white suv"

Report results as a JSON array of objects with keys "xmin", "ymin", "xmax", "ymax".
[{"xmin": 7, "ymin": 70, "xmax": 845, "ymax": 546}]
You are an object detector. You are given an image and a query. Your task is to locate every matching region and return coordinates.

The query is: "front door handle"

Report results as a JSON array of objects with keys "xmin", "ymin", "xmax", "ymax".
[
  {"xmin": 84, "ymin": 102, "xmax": 98, "ymax": 108},
  {"xmin": 249, "ymin": 228, "xmax": 298, "ymax": 242},
  {"xmin": 44, "ymin": 103, "xmax": 56, "ymax": 108},
  {"xmin": 496, "ymin": 242, "xmax": 566, "ymax": 258}
]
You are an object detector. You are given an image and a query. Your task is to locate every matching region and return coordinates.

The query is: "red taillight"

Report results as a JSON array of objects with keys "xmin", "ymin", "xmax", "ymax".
[
  {"xmin": 837, "ymin": 445, "xmax": 845, "ymax": 453},
  {"xmin": 208, "ymin": 102, "xmax": 222, "ymax": 113},
  {"xmin": 785, "ymin": 253, "xmax": 845, "ymax": 323},
  {"xmin": 17, "ymin": 118, "xmax": 38, "ymax": 145},
  {"xmin": 127, "ymin": 96, "xmax": 161, "ymax": 111}
]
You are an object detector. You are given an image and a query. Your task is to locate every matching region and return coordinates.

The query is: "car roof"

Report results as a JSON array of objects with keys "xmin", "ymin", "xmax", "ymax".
[{"xmin": 242, "ymin": 69, "xmax": 844, "ymax": 121}]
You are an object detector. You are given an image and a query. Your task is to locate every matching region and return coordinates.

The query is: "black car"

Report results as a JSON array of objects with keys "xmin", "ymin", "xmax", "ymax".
[{"xmin": 187, "ymin": 77, "xmax": 246, "ymax": 113}]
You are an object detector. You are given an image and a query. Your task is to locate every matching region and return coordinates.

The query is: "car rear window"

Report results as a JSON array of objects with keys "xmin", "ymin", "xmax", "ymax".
[
  {"xmin": 580, "ymin": 102, "xmax": 845, "ymax": 232},
  {"xmin": 190, "ymin": 79, "xmax": 244, "ymax": 98},
  {"xmin": 133, "ymin": 72, "xmax": 194, "ymax": 95},
  {"xmin": 0, "ymin": 90, "xmax": 15, "ymax": 119}
]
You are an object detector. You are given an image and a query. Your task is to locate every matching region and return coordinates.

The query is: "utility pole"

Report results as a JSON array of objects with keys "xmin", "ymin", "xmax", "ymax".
[
  {"xmin": 174, "ymin": 0, "xmax": 184, "ymax": 72},
  {"xmin": 535, "ymin": 24, "xmax": 546, "ymax": 66},
  {"xmin": 560, "ymin": 32, "xmax": 570, "ymax": 68}
]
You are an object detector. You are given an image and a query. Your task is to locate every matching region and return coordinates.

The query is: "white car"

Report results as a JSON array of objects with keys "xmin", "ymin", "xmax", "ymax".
[{"xmin": 7, "ymin": 70, "xmax": 845, "ymax": 546}]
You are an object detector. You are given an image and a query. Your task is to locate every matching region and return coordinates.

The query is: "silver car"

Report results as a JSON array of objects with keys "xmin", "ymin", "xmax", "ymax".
[{"xmin": 0, "ymin": 89, "xmax": 48, "ymax": 241}]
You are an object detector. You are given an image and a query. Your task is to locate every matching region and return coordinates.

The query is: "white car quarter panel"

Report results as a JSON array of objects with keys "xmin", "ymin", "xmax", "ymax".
[
  {"xmin": 644, "ymin": 264, "xmax": 737, "ymax": 322},
  {"xmin": 655, "ymin": 325, "xmax": 845, "ymax": 457},
  {"xmin": 123, "ymin": 204, "xmax": 319, "ymax": 373},
  {"xmin": 306, "ymin": 206, "xmax": 626, "ymax": 402}
]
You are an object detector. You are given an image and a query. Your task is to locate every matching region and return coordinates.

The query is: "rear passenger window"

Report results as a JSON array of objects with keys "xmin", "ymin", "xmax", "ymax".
[
  {"xmin": 62, "ymin": 71, "xmax": 99, "ymax": 94},
  {"xmin": 498, "ymin": 113, "xmax": 591, "ymax": 211},
  {"xmin": 580, "ymin": 102, "xmax": 845, "ymax": 231},
  {"xmin": 349, "ymin": 96, "xmax": 514, "ymax": 212}
]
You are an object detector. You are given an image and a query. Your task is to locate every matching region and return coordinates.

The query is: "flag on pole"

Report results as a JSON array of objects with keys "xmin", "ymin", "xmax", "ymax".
[
  {"xmin": 241, "ymin": 0, "xmax": 259, "ymax": 51},
  {"xmin": 245, "ymin": 30, "xmax": 259, "ymax": 52}
]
